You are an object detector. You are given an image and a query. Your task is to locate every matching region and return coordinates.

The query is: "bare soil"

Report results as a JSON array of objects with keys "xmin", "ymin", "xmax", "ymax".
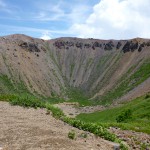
[
  {"xmin": 55, "ymin": 102, "xmax": 105, "ymax": 118},
  {"xmin": 54, "ymin": 102, "xmax": 124, "ymax": 118},
  {"xmin": 0, "ymin": 102, "xmax": 115, "ymax": 150}
]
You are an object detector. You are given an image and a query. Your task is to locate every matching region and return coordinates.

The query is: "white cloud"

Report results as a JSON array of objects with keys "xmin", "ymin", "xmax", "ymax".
[
  {"xmin": 67, "ymin": 4, "xmax": 91, "ymax": 24},
  {"xmin": 70, "ymin": 0, "xmax": 150, "ymax": 39},
  {"xmin": 40, "ymin": 32, "xmax": 51, "ymax": 40},
  {"xmin": 34, "ymin": 0, "xmax": 65, "ymax": 21},
  {"xmin": 33, "ymin": 0, "xmax": 91, "ymax": 24}
]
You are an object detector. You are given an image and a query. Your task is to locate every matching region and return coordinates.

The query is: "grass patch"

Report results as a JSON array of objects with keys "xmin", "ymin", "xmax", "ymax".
[
  {"xmin": 70, "ymin": 63, "xmax": 75, "ymax": 77},
  {"xmin": 77, "ymin": 94, "xmax": 150, "ymax": 134},
  {"xmin": 46, "ymin": 96, "xmax": 65, "ymax": 104},
  {"xmin": 0, "ymin": 74, "xmax": 35, "ymax": 96},
  {"xmin": 0, "ymin": 94, "xmax": 45, "ymax": 108},
  {"xmin": 67, "ymin": 88, "xmax": 92, "ymax": 106},
  {"xmin": 46, "ymin": 103, "xmax": 65, "ymax": 118},
  {"xmin": 10, "ymin": 96, "xmax": 45, "ymax": 108},
  {"xmin": 0, "ymin": 75, "xmax": 15, "ymax": 93}
]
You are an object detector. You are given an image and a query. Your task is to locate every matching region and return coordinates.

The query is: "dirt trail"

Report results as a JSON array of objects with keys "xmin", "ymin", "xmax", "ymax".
[
  {"xmin": 54, "ymin": 103, "xmax": 105, "ymax": 118},
  {"xmin": 54, "ymin": 102, "xmax": 122, "ymax": 118},
  {"xmin": 0, "ymin": 102, "xmax": 115, "ymax": 150}
]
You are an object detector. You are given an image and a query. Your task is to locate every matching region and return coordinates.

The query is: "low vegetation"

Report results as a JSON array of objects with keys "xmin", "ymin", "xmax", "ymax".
[
  {"xmin": 46, "ymin": 103, "xmax": 65, "ymax": 118},
  {"xmin": 68, "ymin": 130, "xmax": 76, "ymax": 140},
  {"xmin": 63, "ymin": 117, "xmax": 127, "ymax": 149},
  {"xmin": 77, "ymin": 94, "xmax": 150, "ymax": 134},
  {"xmin": 46, "ymin": 96, "xmax": 65, "ymax": 104},
  {"xmin": 67, "ymin": 88, "xmax": 92, "ymax": 106},
  {"xmin": 0, "ymin": 94, "xmax": 127, "ymax": 150},
  {"xmin": 116, "ymin": 109, "xmax": 132, "ymax": 123},
  {"xmin": 0, "ymin": 94, "xmax": 45, "ymax": 108}
]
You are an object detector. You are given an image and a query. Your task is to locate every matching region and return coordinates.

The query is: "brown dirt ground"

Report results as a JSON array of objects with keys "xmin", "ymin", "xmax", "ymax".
[
  {"xmin": 54, "ymin": 103, "xmax": 105, "ymax": 118},
  {"xmin": 0, "ymin": 102, "xmax": 116, "ymax": 150}
]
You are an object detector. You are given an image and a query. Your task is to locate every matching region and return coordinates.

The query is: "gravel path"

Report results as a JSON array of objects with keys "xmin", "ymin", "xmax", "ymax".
[{"xmin": 0, "ymin": 102, "xmax": 114, "ymax": 150}]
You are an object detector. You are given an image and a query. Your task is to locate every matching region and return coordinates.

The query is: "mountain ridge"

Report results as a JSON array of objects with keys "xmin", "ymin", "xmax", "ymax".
[
  {"xmin": 0, "ymin": 34, "xmax": 150, "ymax": 105},
  {"xmin": 2, "ymin": 33, "xmax": 150, "ymax": 41}
]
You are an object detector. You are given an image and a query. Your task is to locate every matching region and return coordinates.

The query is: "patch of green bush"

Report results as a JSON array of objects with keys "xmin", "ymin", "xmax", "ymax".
[
  {"xmin": 145, "ymin": 94, "xmax": 150, "ymax": 99},
  {"xmin": 10, "ymin": 96, "xmax": 45, "ymax": 109},
  {"xmin": 116, "ymin": 109, "xmax": 132, "ymax": 123},
  {"xmin": 68, "ymin": 130, "xmax": 76, "ymax": 140},
  {"xmin": 45, "ymin": 103, "xmax": 65, "ymax": 118},
  {"xmin": 62, "ymin": 117, "xmax": 127, "ymax": 149},
  {"xmin": 63, "ymin": 117, "xmax": 117, "ymax": 141},
  {"xmin": 0, "ymin": 94, "xmax": 18, "ymax": 102},
  {"xmin": 46, "ymin": 97, "xmax": 65, "ymax": 104},
  {"xmin": 0, "ymin": 93, "xmax": 45, "ymax": 109}
]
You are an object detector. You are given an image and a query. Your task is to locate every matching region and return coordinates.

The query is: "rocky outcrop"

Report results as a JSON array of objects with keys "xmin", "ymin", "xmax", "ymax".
[
  {"xmin": 19, "ymin": 41, "xmax": 40, "ymax": 52},
  {"xmin": 138, "ymin": 43, "xmax": 145, "ymax": 52},
  {"xmin": 116, "ymin": 42, "xmax": 122, "ymax": 49},
  {"xmin": 122, "ymin": 41, "xmax": 138, "ymax": 53},
  {"xmin": 104, "ymin": 41, "xmax": 114, "ymax": 50},
  {"xmin": 53, "ymin": 39, "xmax": 114, "ymax": 51}
]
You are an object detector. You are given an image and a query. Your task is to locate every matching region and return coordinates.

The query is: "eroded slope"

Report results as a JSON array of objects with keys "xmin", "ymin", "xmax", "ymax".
[{"xmin": 0, "ymin": 34, "xmax": 150, "ymax": 104}]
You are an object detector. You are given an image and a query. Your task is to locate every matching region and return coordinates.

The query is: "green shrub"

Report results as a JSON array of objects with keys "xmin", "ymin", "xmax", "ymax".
[
  {"xmin": 63, "ymin": 117, "xmax": 127, "ymax": 149},
  {"xmin": 46, "ymin": 103, "xmax": 64, "ymax": 118},
  {"xmin": 10, "ymin": 96, "xmax": 45, "ymax": 109},
  {"xmin": 145, "ymin": 94, "xmax": 150, "ymax": 99},
  {"xmin": 63, "ymin": 117, "xmax": 116, "ymax": 141},
  {"xmin": 116, "ymin": 109, "xmax": 132, "ymax": 123},
  {"xmin": 0, "ymin": 94, "xmax": 45, "ymax": 109},
  {"xmin": 68, "ymin": 130, "xmax": 76, "ymax": 140},
  {"xmin": 0, "ymin": 94, "xmax": 18, "ymax": 102}
]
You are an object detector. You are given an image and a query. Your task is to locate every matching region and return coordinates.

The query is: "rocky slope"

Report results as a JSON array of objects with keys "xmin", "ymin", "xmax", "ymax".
[{"xmin": 0, "ymin": 34, "xmax": 150, "ymax": 104}]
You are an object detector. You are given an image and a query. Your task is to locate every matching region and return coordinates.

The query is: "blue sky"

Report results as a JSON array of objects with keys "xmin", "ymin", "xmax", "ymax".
[{"xmin": 0, "ymin": 0, "xmax": 150, "ymax": 39}]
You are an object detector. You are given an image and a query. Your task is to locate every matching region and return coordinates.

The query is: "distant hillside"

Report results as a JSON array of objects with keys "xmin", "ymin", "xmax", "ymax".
[{"xmin": 0, "ymin": 34, "xmax": 150, "ymax": 105}]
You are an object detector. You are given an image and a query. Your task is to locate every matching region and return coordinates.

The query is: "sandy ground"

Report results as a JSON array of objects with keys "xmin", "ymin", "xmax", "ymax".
[
  {"xmin": 0, "ymin": 102, "xmax": 115, "ymax": 150},
  {"xmin": 54, "ymin": 102, "xmax": 122, "ymax": 118},
  {"xmin": 54, "ymin": 103, "xmax": 105, "ymax": 118}
]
